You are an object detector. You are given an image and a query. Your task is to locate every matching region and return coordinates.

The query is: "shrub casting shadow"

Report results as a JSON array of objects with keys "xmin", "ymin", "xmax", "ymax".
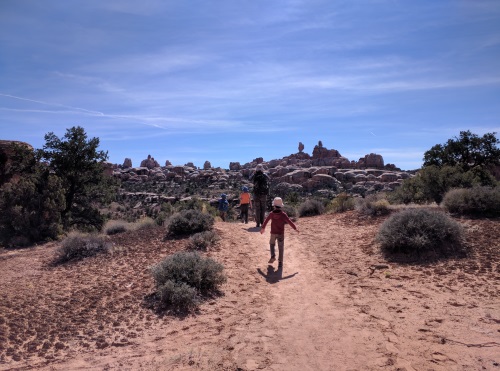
[
  {"xmin": 143, "ymin": 289, "xmax": 224, "ymax": 319},
  {"xmin": 380, "ymin": 242, "xmax": 469, "ymax": 265}
]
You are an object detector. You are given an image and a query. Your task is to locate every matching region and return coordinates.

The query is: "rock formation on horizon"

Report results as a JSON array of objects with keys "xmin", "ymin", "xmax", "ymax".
[
  {"xmin": 140, "ymin": 155, "xmax": 160, "ymax": 169},
  {"xmin": 123, "ymin": 158, "xmax": 132, "ymax": 168}
]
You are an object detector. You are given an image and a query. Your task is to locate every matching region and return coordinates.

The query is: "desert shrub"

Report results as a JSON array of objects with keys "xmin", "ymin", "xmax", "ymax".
[
  {"xmin": 133, "ymin": 217, "xmax": 157, "ymax": 230},
  {"xmin": 103, "ymin": 220, "xmax": 128, "ymax": 235},
  {"xmin": 327, "ymin": 193, "xmax": 355, "ymax": 213},
  {"xmin": 165, "ymin": 209, "xmax": 214, "ymax": 236},
  {"xmin": 284, "ymin": 191, "xmax": 301, "ymax": 205},
  {"xmin": 388, "ymin": 176, "xmax": 427, "ymax": 205},
  {"xmin": 282, "ymin": 204, "xmax": 298, "ymax": 218},
  {"xmin": 156, "ymin": 280, "xmax": 199, "ymax": 312},
  {"xmin": 188, "ymin": 230, "xmax": 220, "ymax": 250},
  {"xmin": 150, "ymin": 251, "xmax": 226, "ymax": 311},
  {"xmin": 442, "ymin": 186, "xmax": 500, "ymax": 217},
  {"xmin": 376, "ymin": 209, "xmax": 464, "ymax": 257},
  {"xmin": 356, "ymin": 194, "xmax": 391, "ymax": 216},
  {"xmin": 54, "ymin": 232, "xmax": 110, "ymax": 263},
  {"xmin": 176, "ymin": 197, "xmax": 205, "ymax": 212},
  {"xmin": 155, "ymin": 212, "xmax": 169, "ymax": 226},
  {"xmin": 298, "ymin": 199, "xmax": 325, "ymax": 217},
  {"xmin": 391, "ymin": 165, "xmax": 497, "ymax": 204}
]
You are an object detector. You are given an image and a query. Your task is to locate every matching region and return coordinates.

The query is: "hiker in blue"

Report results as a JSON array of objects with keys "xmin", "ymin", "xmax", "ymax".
[
  {"xmin": 218, "ymin": 193, "xmax": 229, "ymax": 222},
  {"xmin": 249, "ymin": 164, "xmax": 270, "ymax": 228}
]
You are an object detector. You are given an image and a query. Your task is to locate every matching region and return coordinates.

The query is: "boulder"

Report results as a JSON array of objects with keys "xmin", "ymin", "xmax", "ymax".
[
  {"xmin": 123, "ymin": 158, "xmax": 132, "ymax": 168},
  {"xmin": 140, "ymin": 155, "xmax": 160, "ymax": 169},
  {"xmin": 229, "ymin": 162, "xmax": 241, "ymax": 171},
  {"xmin": 357, "ymin": 153, "xmax": 384, "ymax": 168},
  {"xmin": 380, "ymin": 173, "xmax": 399, "ymax": 182}
]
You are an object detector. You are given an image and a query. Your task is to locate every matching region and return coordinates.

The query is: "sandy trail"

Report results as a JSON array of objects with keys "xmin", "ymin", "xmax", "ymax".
[{"xmin": 1, "ymin": 212, "xmax": 499, "ymax": 370}]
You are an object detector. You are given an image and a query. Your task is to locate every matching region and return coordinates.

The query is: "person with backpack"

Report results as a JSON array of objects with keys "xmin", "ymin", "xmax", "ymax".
[
  {"xmin": 217, "ymin": 193, "xmax": 229, "ymax": 222},
  {"xmin": 250, "ymin": 164, "xmax": 270, "ymax": 228},
  {"xmin": 260, "ymin": 197, "xmax": 299, "ymax": 268}
]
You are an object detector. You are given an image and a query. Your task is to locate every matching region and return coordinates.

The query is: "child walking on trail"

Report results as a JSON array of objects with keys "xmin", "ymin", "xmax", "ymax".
[
  {"xmin": 260, "ymin": 197, "xmax": 299, "ymax": 268},
  {"xmin": 218, "ymin": 193, "xmax": 229, "ymax": 222},
  {"xmin": 239, "ymin": 186, "xmax": 252, "ymax": 224}
]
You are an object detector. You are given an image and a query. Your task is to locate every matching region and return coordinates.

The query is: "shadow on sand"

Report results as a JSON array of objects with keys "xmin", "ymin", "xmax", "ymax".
[{"xmin": 257, "ymin": 265, "xmax": 298, "ymax": 284}]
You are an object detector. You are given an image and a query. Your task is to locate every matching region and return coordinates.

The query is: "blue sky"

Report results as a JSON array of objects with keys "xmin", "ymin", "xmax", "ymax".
[{"xmin": 1, "ymin": 1, "xmax": 499, "ymax": 170}]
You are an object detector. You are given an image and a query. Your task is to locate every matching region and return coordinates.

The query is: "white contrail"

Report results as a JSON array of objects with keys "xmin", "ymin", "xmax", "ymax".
[{"xmin": 0, "ymin": 93, "xmax": 105, "ymax": 116}]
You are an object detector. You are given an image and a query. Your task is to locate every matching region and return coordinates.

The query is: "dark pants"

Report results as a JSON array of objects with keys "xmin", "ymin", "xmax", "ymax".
[
  {"xmin": 253, "ymin": 193, "xmax": 267, "ymax": 226},
  {"xmin": 240, "ymin": 204, "xmax": 249, "ymax": 223}
]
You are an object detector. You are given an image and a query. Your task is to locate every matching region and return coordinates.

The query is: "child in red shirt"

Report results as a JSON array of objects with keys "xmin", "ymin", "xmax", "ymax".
[{"xmin": 260, "ymin": 197, "xmax": 299, "ymax": 268}]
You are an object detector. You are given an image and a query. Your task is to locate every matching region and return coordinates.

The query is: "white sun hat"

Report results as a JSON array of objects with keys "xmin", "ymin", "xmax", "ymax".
[{"xmin": 272, "ymin": 197, "xmax": 284, "ymax": 207}]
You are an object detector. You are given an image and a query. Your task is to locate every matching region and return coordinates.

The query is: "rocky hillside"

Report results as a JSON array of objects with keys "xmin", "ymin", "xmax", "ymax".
[{"xmin": 112, "ymin": 142, "xmax": 414, "ymax": 202}]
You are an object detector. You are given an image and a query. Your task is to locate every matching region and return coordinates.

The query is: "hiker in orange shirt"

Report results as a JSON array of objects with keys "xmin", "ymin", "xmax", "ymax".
[
  {"xmin": 239, "ymin": 186, "xmax": 252, "ymax": 224},
  {"xmin": 260, "ymin": 197, "xmax": 299, "ymax": 268}
]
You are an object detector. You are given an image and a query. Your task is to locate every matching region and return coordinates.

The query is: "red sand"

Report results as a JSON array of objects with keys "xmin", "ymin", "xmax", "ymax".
[{"xmin": 1, "ymin": 211, "xmax": 499, "ymax": 370}]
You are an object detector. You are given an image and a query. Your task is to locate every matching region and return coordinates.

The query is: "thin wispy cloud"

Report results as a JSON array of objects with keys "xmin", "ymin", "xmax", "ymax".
[{"xmin": 0, "ymin": 93, "xmax": 105, "ymax": 116}]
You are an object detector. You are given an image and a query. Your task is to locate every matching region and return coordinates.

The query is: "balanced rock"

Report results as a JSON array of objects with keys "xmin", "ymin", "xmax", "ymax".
[
  {"xmin": 123, "ymin": 158, "xmax": 132, "ymax": 168},
  {"xmin": 140, "ymin": 155, "xmax": 160, "ymax": 169}
]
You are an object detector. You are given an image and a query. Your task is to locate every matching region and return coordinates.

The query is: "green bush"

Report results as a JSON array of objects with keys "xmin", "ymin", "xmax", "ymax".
[
  {"xmin": 376, "ymin": 209, "xmax": 464, "ymax": 257},
  {"xmin": 327, "ymin": 193, "xmax": 355, "ymax": 213},
  {"xmin": 356, "ymin": 194, "xmax": 391, "ymax": 216},
  {"xmin": 298, "ymin": 199, "xmax": 325, "ymax": 217},
  {"xmin": 391, "ymin": 165, "xmax": 497, "ymax": 204},
  {"xmin": 165, "ymin": 209, "xmax": 214, "ymax": 237},
  {"xmin": 442, "ymin": 186, "xmax": 500, "ymax": 217},
  {"xmin": 176, "ymin": 197, "xmax": 205, "ymax": 212},
  {"xmin": 188, "ymin": 230, "xmax": 220, "ymax": 250},
  {"xmin": 54, "ymin": 232, "xmax": 110, "ymax": 263},
  {"xmin": 0, "ymin": 147, "xmax": 65, "ymax": 247},
  {"xmin": 150, "ymin": 251, "xmax": 226, "ymax": 311}
]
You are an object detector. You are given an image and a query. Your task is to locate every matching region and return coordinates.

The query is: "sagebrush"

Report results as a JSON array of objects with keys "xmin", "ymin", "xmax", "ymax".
[
  {"xmin": 327, "ymin": 193, "xmax": 355, "ymax": 213},
  {"xmin": 442, "ymin": 186, "xmax": 500, "ymax": 217},
  {"xmin": 103, "ymin": 220, "xmax": 128, "ymax": 235},
  {"xmin": 54, "ymin": 232, "xmax": 110, "ymax": 263},
  {"xmin": 376, "ymin": 208, "xmax": 464, "ymax": 258},
  {"xmin": 188, "ymin": 230, "xmax": 220, "ymax": 250},
  {"xmin": 298, "ymin": 199, "xmax": 325, "ymax": 217},
  {"xmin": 356, "ymin": 194, "xmax": 391, "ymax": 216},
  {"xmin": 165, "ymin": 209, "xmax": 214, "ymax": 236},
  {"xmin": 150, "ymin": 251, "xmax": 226, "ymax": 311}
]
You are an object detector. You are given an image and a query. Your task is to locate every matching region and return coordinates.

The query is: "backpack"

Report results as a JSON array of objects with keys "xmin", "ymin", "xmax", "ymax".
[{"xmin": 253, "ymin": 172, "xmax": 269, "ymax": 195}]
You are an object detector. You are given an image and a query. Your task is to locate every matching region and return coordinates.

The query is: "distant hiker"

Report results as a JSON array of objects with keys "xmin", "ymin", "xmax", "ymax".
[
  {"xmin": 218, "ymin": 193, "xmax": 229, "ymax": 222},
  {"xmin": 260, "ymin": 197, "xmax": 299, "ymax": 268},
  {"xmin": 250, "ymin": 164, "xmax": 270, "ymax": 227},
  {"xmin": 239, "ymin": 186, "xmax": 252, "ymax": 224}
]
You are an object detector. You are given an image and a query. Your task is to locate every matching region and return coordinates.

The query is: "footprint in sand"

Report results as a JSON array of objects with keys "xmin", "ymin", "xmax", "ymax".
[{"xmin": 431, "ymin": 351, "xmax": 457, "ymax": 365}]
